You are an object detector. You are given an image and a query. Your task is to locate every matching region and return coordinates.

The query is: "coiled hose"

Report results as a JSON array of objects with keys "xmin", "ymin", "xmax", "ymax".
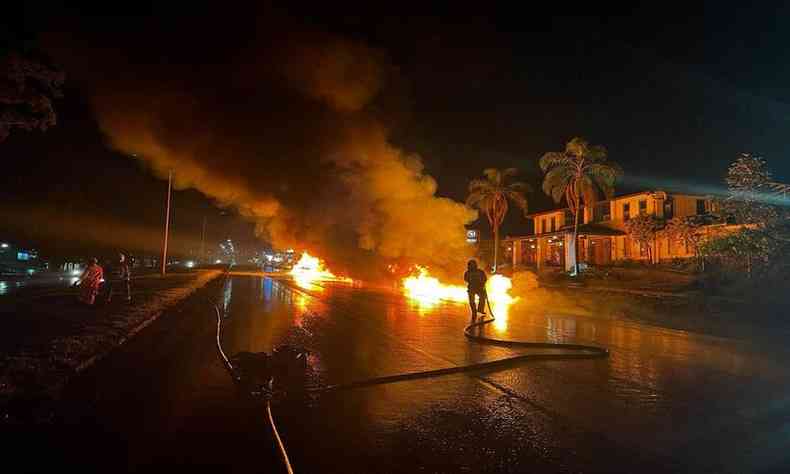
[{"xmin": 214, "ymin": 276, "xmax": 608, "ymax": 473}]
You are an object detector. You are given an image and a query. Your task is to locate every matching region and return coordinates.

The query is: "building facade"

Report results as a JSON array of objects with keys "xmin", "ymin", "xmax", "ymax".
[{"xmin": 506, "ymin": 190, "xmax": 721, "ymax": 272}]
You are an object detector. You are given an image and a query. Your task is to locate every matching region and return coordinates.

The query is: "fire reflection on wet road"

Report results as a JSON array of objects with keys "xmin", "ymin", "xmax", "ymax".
[{"xmin": 216, "ymin": 275, "xmax": 790, "ymax": 473}]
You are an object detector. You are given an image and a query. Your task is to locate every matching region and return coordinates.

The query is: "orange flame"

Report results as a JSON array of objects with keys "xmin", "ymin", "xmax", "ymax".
[
  {"xmin": 486, "ymin": 273, "xmax": 517, "ymax": 330},
  {"xmin": 402, "ymin": 266, "xmax": 468, "ymax": 313},
  {"xmin": 402, "ymin": 266, "xmax": 517, "ymax": 327},
  {"xmin": 290, "ymin": 252, "xmax": 352, "ymax": 288}
]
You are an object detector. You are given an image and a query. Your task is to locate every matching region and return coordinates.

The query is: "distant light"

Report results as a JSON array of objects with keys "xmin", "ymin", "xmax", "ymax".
[
  {"xmin": 71, "ymin": 269, "xmax": 82, "ymax": 276},
  {"xmin": 0, "ymin": 243, "xmax": 8, "ymax": 248},
  {"xmin": 185, "ymin": 260, "xmax": 195, "ymax": 268},
  {"xmin": 215, "ymin": 259, "xmax": 222, "ymax": 264},
  {"xmin": 26, "ymin": 268, "xmax": 35, "ymax": 275}
]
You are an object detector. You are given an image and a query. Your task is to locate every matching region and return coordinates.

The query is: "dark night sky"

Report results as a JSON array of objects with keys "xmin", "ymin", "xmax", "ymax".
[{"xmin": 3, "ymin": 4, "xmax": 789, "ymax": 258}]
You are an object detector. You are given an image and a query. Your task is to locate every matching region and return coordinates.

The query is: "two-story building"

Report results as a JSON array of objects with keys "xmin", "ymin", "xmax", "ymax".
[{"xmin": 506, "ymin": 190, "xmax": 719, "ymax": 272}]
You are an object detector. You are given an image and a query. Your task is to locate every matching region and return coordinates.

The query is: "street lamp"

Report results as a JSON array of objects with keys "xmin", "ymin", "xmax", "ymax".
[{"xmin": 161, "ymin": 170, "xmax": 173, "ymax": 276}]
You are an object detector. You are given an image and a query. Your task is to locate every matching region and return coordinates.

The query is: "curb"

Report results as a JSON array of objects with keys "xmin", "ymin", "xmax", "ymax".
[
  {"xmin": 70, "ymin": 272, "xmax": 222, "ymax": 377},
  {"xmin": 1, "ymin": 272, "xmax": 223, "ymax": 421}
]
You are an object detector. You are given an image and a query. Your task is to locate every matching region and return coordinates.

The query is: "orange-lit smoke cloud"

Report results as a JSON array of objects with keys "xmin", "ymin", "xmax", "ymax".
[{"xmin": 49, "ymin": 16, "xmax": 475, "ymax": 278}]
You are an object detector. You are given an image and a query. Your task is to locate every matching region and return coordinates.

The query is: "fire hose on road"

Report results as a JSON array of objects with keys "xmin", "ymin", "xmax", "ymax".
[{"xmin": 213, "ymin": 276, "xmax": 609, "ymax": 473}]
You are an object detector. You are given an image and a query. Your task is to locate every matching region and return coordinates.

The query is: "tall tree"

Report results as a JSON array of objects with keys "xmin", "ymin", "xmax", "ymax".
[
  {"xmin": 540, "ymin": 137, "xmax": 622, "ymax": 275},
  {"xmin": 724, "ymin": 153, "xmax": 778, "ymax": 225},
  {"xmin": 466, "ymin": 168, "xmax": 530, "ymax": 272},
  {"xmin": 706, "ymin": 154, "xmax": 789, "ymax": 278},
  {"xmin": 624, "ymin": 214, "xmax": 660, "ymax": 264},
  {"xmin": 769, "ymin": 181, "xmax": 789, "ymax": 202},
  {"xmin": 664, "ymin": 216, "xmax": 706, "ymax": 270}
]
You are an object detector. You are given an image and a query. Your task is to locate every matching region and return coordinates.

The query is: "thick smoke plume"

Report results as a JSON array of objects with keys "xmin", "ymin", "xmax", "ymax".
[{"xmin": 48, "ymin": 15, "xmax": 475, "ymax": 279}]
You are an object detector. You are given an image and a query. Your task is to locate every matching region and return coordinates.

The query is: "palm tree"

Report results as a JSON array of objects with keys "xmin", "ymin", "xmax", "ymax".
[
  {"xmin": 466, "ymin": 168, "xmax": 531, "ymax": 273},
  {"xmin": 540, "ymin": 137, "xmax": 622, "ymax": 276}
]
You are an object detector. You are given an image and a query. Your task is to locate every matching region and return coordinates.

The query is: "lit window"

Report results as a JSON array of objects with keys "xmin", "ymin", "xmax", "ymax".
[
  {"xmin": 696, "ymin": 199, "xmax": 706, "ymax": 215},
  {"xmin": 623, "ymin": 203, "xmax": 631, "ymax": 221},
  {"xmin": 564, "ymin": 210, "xmax": 574, "ymax": 226},
  {"xmin": 664, "ymin": 199, "xmax": 674, "ymax": 219},
  {"xmin": 594, "ymin": 202, "xmax": 610, "ymax": 222}
]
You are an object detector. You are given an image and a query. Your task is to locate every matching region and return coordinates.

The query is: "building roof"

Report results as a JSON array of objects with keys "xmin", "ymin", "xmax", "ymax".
[
  {"xmin": 526, "ymin": 208, "xmax": 569, "ymax": 218},
  {"xmin": 525, "ymin": 189, "xmax": 714, "ymax": 218}
]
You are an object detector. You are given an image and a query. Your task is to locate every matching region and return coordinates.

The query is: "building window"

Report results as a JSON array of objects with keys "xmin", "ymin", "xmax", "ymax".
[
  {"xmin": 696, "ymin": 199, "xmax": 706, "ymax": 215},
  {"xmin": 664, "ymin": 199, "xmax": 674, "ymax": 219},
  {"xmin": 564, "ymin": 210, "xmax": 574, "ymax": 227},
  {"xmin": 623, "ymin": 203, "xmax": 631, "ymax": 221},
  {"xmin": 550, "ymin": 216, "xmax": 556, "ymax": 232},
  {"xmin": 623, "ymin": 237, "xmax": 631, "ymax": 257},
  {"xmin": 593, "ymin": 202, "xmax": 610, "ymax": 222},
  {"xmin": 639, "ymin": 200, "xmax": 647, "ymax": 215},
  {"xmin": 639, "ymin": 243, "xmax": 648, "ymax": 257},
  {"xmin": 541, "ymin": 219, "xmax": 546, "ymax": 234}
]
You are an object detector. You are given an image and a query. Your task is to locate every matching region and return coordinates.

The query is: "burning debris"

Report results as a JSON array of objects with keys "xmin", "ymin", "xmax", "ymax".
[
  {"xmin": 289, "ymin": 252, "xmax": 353, "ymax": 288},
  {"xmin": 402, "ymin": 265, "xmax": 468, "ymax": 305},
  {"xmin": 285, "ymin": 255, "xmax": 516, "ymax": 326},
  {"xmin": 402, "ymin": 265, "xmax": 517, "ymax": 324}
]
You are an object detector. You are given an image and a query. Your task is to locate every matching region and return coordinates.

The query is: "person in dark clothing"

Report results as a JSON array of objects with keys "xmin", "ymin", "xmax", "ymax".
[
  {"xmin": 464, "ymin": 259, "xmax": 487, "ymax": 320},
  {"xmin": 106, "ymin": 252, "xmax": 131, "ymax": 303}
]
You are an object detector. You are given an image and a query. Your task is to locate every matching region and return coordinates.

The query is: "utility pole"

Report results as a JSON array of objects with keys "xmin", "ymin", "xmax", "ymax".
[
  {"xmin": 161, "ymin": 170, "xmax": 173, "ymax": 276},
  {"xmin": 200, "ymin": 215, "xmax": 207, "ymax": 265}
]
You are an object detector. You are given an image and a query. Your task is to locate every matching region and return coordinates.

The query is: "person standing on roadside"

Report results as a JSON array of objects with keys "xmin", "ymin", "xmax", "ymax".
[
  {"xmin": 106, "ymin": 252, "xmax": 132, "ymax": 303},
  {"xmin": 464, "ymin": 259, "xmax": 487, "ymax": 321},
  {"xmin": 76, "ymin": 257, "xmax": 103, "ymax": 305}
]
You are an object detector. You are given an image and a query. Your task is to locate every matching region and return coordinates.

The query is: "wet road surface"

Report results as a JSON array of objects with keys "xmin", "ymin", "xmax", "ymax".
[
  {"xmin": 27, "ymin": 274, "xmax": 790, "ymax": 473},
  {"xmin": 0, "ymin": 273, "xmax": 78, "ymax": 297}
]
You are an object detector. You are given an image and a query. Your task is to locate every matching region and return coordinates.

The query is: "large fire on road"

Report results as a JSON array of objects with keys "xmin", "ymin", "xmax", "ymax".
[
  {"xmin": 402, "ymin": 266, "xmax": 517, "ymax": 329},
  {"xmin": 402, "ymin": 266, "xmax": 467, "ymax": 304},
  {"xmin": 290, "ymin": 252, "xmax": 353, "ymax": 288},
  {"xmin": 290, "ymin": 255, "xmax": 517, "ymax": 330}
]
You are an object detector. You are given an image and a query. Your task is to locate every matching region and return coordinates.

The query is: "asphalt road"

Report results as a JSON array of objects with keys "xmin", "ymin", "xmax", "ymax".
[{"xmin": 17, "ymin": 274, "xmax": 790, "ymax": 473}]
